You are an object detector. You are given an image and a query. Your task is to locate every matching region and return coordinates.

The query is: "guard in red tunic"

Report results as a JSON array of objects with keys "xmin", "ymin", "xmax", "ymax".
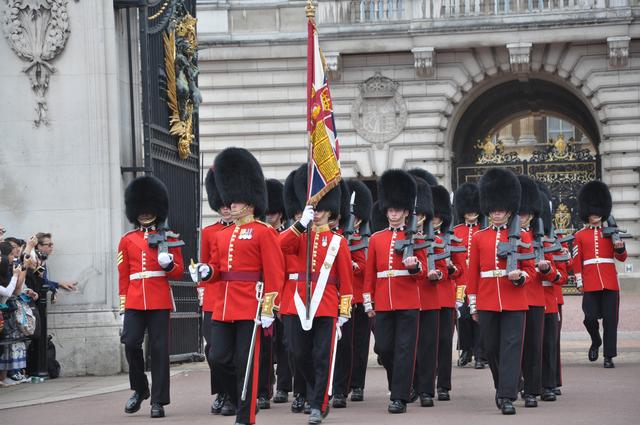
[
  {"xmin": 279, "ymin": 172, "xmax": 353, "ymax": 425},
  {"xmin": 452, "ymin": 183, "xmax": 484, "ymax": 369},
  {"xmin": 199, "ymin": 169, "xmax": 233, "ymax": 415},
  {"xmin": 409, "ymin": 175, "xmax": 447, "ymax": 408},
  {"xmin": 195, "ymin": 148, "xmax": 285, "ymax": 425},
  {"xmin": 519, "ymin": 175, "xmax": 556, "ymax": 408},
  {"xmin": 119, "ymin": 176, "xmax": 184, "ymax": 418},
  {"xmin": 574, "ymin": 181, "xmax": 627, "ymax": 368},
  {"xmin": 363, "ymin": 170, "xmax": 429, "ymax": 414},
  {"xmin": 432, "ymin": 185, "xmax": 464, "ymax": 402},
  {"xmin": 467, "ymin": 168, "xmax": 536, "ymax": 415},
  {"xmin": 332, "ymin": 178, "xmax": 372, "ymax": 408}
]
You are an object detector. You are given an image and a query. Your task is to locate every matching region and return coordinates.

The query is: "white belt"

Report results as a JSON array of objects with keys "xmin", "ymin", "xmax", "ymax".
[
  {"xmin": 583, "ymin": 258, "xmax": 615, "ymax": 266},
  {"xmin": 130, "ymin": 271, "xmax": 166, "ymax": 280},
  {"xmin": 480, "ymin": 269, "xmax": 507, "ymax": 278},
  {"xmin": 288, "ymin": 273, "xmax": 300, "ymax": 280},
  {"xmin": 542, "ymin": 281, "xmax": 553, "ymax": 287},
  {"xmin": 377, "ymin": 270, "xmax": 411, "ymax": 278}
]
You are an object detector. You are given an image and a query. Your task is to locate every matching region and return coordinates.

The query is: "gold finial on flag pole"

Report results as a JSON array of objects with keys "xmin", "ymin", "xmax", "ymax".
[{"xmin": 306, "ymin": 0, "xmax": 316, "ymax": 18}]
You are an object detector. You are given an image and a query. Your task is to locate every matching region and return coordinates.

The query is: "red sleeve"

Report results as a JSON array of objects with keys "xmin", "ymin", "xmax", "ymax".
[
  {"xmin": 539, "ymin": 248, "xmax": 557, "ymax": 280},
  {"xmin": 573, "ymin": 233, "xmax": 583, "ymax": 279},
  {"xmin": 467, "ymin": 233, "xmax": 480, "ymax": 296},
  {"xmin": 518, "ymin": 233, "xmax": 536, "ymax": 285},
  {"xmin": 117, "ymin": 237, "xmax": 129, "ymax": 297},
  {"xmin": 450, "ymin": 249, "xmax": 466, "ymax": 281},
  {"xmin": 363, "ymin": 237, "xmax": 377, "ymax": 299},
  {"xmin": 351, "ymin": 247, "xmax": 367, "ymax": 277},
  {"xmin": 413, "ymin": 244, "xmax": 428, "ymax": 280},
  {"xmin": 615, "ymin": 242, "xmax": 628, "ymax": 262},
  {"xmin": 262, "ymin": 227, "xmax": 285, "ymax": 302},
  {"xmin": 204, "ymin": 232, "xmax": 221, "ymax": 282},
  {"xmin": 337, "ymin": 238, "xmax": 353, "ymax": 299},
  {"xmin": 200, "ymin": 228, "xmax": 211, "ymax": 264},
  {"xmin": 279, "ymin": 227, "xmax": 303, "ymax": 255},
  {"xmin": 554, "ymin": 260, "xmax": 568, "ymax": 286}
]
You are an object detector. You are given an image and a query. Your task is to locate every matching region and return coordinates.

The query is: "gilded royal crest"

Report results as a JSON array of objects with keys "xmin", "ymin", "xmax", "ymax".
[
  {"xmin": 553, "ymin": 203, "xmax": 572, "ymax": 231},
  {"xmin": 474, "ymin": 137, "xmax": 520, "ymax": 164}
]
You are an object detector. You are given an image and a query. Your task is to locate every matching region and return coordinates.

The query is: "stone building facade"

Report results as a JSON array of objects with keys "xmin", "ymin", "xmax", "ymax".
[{"xmin": 198, "ymin": 0, "xmax": 640, "ymax": 281}]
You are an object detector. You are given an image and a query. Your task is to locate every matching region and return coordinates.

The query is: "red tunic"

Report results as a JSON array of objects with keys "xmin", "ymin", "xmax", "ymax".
[
  {"xmin": 573, "ymin": 225, "xmax": 627, "ymax": 292},
  {"xmin": 118, "ymin": 228, "xmax": 184, "ymax": 310},
  {"xmin": 544, "ymin": 245, "xmax": 569, "ymax": 314},
  {"xmin": 434, "ymin": 231, "xmax": 465, "ymax": 309},
  {"xmin": 415, "ymin": 233, "xmax": 448, "ymax": 311},
  {"xmin": 200, "ymin": 221, "xmax": 232, "ymax": 313},
  {"xmin": 452, "ymin": 223, "xmax": 480, "ymax": 289},
  {"xmin": 363, "ymin": 228, "xmax": 427, "ymax": 312},
  {"xmin": 467, "ymin": 225, "xmax": 536, "ymax": 312},
  {"xmin": 279, "ymin": 224, "xmax": 353, "ymax": 318},
  {"xmin": 524, "ymin": 229, "xmax": 557, "ymax": 307},
  {"xmin": 554, "ymin": 242, "xmax": 573, "ymax": 306},
  {"xmin": 350, "ymin": 233, "xmax": 368, "ymax": 304},
  {"xmin": 203, "ymin": 218, "xmax": 285, "ymax": 322}
]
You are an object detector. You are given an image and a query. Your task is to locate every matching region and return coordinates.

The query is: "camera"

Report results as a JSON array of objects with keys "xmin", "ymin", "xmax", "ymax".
[{"xmin": 35, "ymin": 248, "xmax": 48, "ymax": 261}]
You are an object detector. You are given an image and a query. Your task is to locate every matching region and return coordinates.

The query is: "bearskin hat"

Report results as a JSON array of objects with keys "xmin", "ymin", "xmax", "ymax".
[
  {"xmin": 338, "ymin": 179, "xmax": 351, "ymax": 228},
  {"xmin": 479, "ymin": 168, "xmax": 521, "ymax": 215},
  {"xmin": 284, "ymin": 167, "xmax": 303, "ymax": 219},
  {"xmin": 124, "ymin": 175, "xmax": 169, "ymax": 225},
  {"xmin": 453, "ymin": 182, "xmax": 480, "ymax": 223},
  {"xmin": 346, "ymin": 179, "xmax": 373, "ymax": 224},
  {"xmin": 539, "ymin": 192, "xmax": 553, "ymax": 235},
  {"xmin": 214, "ymin": 147, "xmax": 267, "ymax": 217},
  {"xmin": 408, "ymin": 168, "xmax": 438, "ymax": 186},
  {"xmin": 412, "ymin": 176, "xmax": 434, "ymax": 221},
  {"xmin": 293, "ymin": 167, "xmax": 342, "ymax": 218},
  {"xmin": 204, "ymin": 168, "xmax": 224, "ymax": 211},
  {"xmin": 266, "ymin": 179, "xmax": 285, "ymax": 217},
  {"xmin": 535, "ymin": 180, "xmax": 552, "ymax": 201},
  {"xmin": 370, "ymin": 201, "xmax": 388, "ymax": 233},
  {"xmin": 517, "ymin": 175, "xmax": 542, "ymax": 217},
  {"xmin": 378, "ymin": 169, "xmax": 417, "ymax": 213},
  {"xmin": 432, "ymin": 185, "xmax": 452, "ymax": 229},
  {"xmin": 577, "ymin": 180, "xmax": 612, "ymax": 222}
]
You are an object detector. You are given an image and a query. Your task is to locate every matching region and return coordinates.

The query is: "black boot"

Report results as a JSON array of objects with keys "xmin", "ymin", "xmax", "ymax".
[
  {"xmin": 303, "ymin": 401, "xmax": 312, "ymax": 414},
  {"xmin": 332, "ymin": 394, "xmax": 347, "ymax": 408},
  {"xmin": 437, "ymin": 388, "xmax": 450, "ymax": 401},
  {"xmin": 541, "ymin": 388, "xmax": 557, "ymax": 401},
  {"xmin": 150, "ymin": 403, "xmax": 165, "ymax": 418},
  {"xmin": 388, "ymin": 400, "xmax": 407, "ymax": 413},
  {"xmin": 258, "ymin": 395, "xmax": 270, "ymax": 409},
  {"xmin": 211, "ymin": 393, "xmax": 225, "ymax": 414},
  {"xmin": 458, "ymin": 350, "xmax": 472, "ymax": 367},
  {"xmin": 523, "ymin": 394, "xmax": 538, "ymax": 407},
  {"xmin": 125, "ymin": 388, "xmax": 150, "ymax": 414},
  {"xmin": 500, "ymin": 399, "xmax": 516, "ymax": 415},
  {"xmin": 588, "ymin": 341, "xmax": 601, "ymax": 362},
  {"xmin": 419, "ymin": 393, "xmax": 434, "ymax": 407},
  {"xmin": 408, "ymin": 388, "xmax": 419, "ymax": 403},
  {"xmin": 308, "ymin": 408, "xmax": 323, "ymax": 424},
  {"xmin": 221, "ymin": 398, "xmax": 236, "ymax": 416},
  {"xmin": 351, "ymin": 387, "xmax": 364, "ymax": 402},
  {"xmin": 273, "ymin": 390, "xmax": 288, "ymax": 403},
  {"xmin": 291, "ymin": 393, "xmax": 305, "ymax": 413},
  {"xmin": 604, "ymin": 357, "xmax": 615, "ymax": 368},
  {"xmin": 474, "ymin": 359, "xmax": 486, "ymax": 369},
  {"xmin": 553, "ymin": 388, "xmax": 562, "ymax": 396}
]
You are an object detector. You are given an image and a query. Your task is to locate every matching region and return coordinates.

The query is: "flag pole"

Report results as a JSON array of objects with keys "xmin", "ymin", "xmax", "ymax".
[{"xmin": 305, "ymin": 0, "xmax": 315, "ymax": 322}]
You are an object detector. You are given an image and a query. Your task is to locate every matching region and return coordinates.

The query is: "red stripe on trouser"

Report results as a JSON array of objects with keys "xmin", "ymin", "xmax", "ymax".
[
  {"xmin": 322, "ymin": 318, "xmax": 337, "ymax": 412},
  {"xmin": 249, "ymin": 327, "xmax": 261, "ymax": 425}
]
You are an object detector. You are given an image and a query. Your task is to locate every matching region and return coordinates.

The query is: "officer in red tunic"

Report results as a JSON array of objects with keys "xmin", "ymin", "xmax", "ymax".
[
  {"xmin": 280, "ymin": 173, "xmax": 353, "ymax": 425},
  {"xmin": 332, "ymin": 179, "xmax": 372, "ymax": 408},
  {"xmin": 199, "ymin": 169, "xmax": 233, "ymax": 415},
  {"xmin": 119, "ymin": 176, "xmax": 185, "ymax": 418},
  {"xmin": 467, "ymin": 168, "xmax": 536, "ymax": 415},
  {"xmin": 574, "ymin": 181, "xmax": 627, "ymax": 368},
  {"xmin": 518, "ymin": 175, "xmax": 556, "ymax": 408},
  {"xmin": 195, "ymin": 147, "xmax": 285, "ymax": 425},
  {"xmin": 452, "ymin": 183, "xmax": 485, "ymax": 369},
  {"xmin": 410, "ymin": 176, "xmax": 447, "ymax": 408},
  {"xmin": 432, "ymin": 185, "xmax": 465, "ymax": 402},
  {"xmin": 363, "ymin": 170, "xmax": 430, "ymax": 414}
]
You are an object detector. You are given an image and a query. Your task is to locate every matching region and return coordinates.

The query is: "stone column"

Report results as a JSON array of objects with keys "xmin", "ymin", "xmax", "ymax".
[
  {"xmin": 518, "ymin": 117, "xmax": 537, "ymax": 145},
  {"xmin": 499, "ymin": 123, "xmax": 515, "ymax": 145}
]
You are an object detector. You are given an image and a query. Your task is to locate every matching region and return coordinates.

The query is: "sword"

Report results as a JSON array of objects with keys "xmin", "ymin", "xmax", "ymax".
[
  {"xmin": 241, "ymin": 281, "xmax": 264, "ymax": 401},
  {"xmin": 327, "ymin": 320, "xmax": 341, "ymax": 397}
]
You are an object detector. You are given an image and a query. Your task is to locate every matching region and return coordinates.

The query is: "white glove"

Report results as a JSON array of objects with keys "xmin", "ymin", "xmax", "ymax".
[
  {"xmin": 336, "ymin": 325, "xmax": 343, "ymax": 340},
  {"xmin": 363, "ymin": 293, "xmax": 374, "ymax": 313},
  {"xmin": 261, "ymin": 315, "xmax": 275, "ymax": 328},
  {"xmin": 338, "ymin": 316, "xmax": 349, "ymax": 327},
  {"xmin": 300, "ymin": 205, "xmax": 314, "ymax": 228},
  {"xmin": 197, "ymin": 287, "xmax": 204, "ymax": 306},
  {"xmin": 189, "ymin": 263, "xmax": 211, "ymax": 282},
  {"xmin": 189, "ymin": 263, "xmax": 199, "ymax": 282},
  {"xmin": 158, "ymin": 252, "xmax": 174, "ymax": 268},
  {"xmin": 455, "ymin": 300, "xmax": 464, "ymax": 319}
]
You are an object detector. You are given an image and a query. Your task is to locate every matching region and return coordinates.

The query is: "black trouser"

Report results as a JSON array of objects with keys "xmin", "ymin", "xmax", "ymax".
[
  {"xmin": 375, "ymin": 309, "xmax": 419, "ymax": 402},
  {"xmin": 457, "ymin": 300, "xmax": 483, "ymax": 359},
  {"xmin": 479, "ymin": 310, "xmax": 526, "ymax": 401},
  {"xmin": 210, "ymin": 320, "xmax": 261, "ymax": 424},
  {"xmin": 437, "ymin": 307, "xmax": 455, "ymax": 391},
  {"xmin": 556, "ymin": 305, "xmax": 563, "ymax": 388},
  {"xmin": 351, "ymin": 303, "xmax": 372, "ymax": 390},
  {"xmin": 522, "ymin": 306, "xmax": 545, "ymax": 396},
  {"xmin": 542, "ymin": 312, "xmax": 559, "ymax": 389},
  {"xmin": 582, "ymin": 289, "xmax": 619, "ymax": 358},
  {"xmin": 258, "ymin": 328, "xmax": 274, "ymax": 398},
  {"xmin": 333, "ymin": 316, "xmax": 353, "ymax": 397},
  {"xmin": 290, "ymin": 316, "xmax": 337, "ymax": 411},
  {"xmin": 283, "ymin": 315, "xmax": 307, "ymax": 396},
  {"xmin": 121, "ymin": 309, "xmax": 170, "ymax": 405},
  {"xmin": 414, "ymin": 309, "xmax": 439, "ymax": 396},
  {"xmin": 275, "ymin": 317, "xmax": 292, "ymax": 392},
  {"xmin": 202, "ymin": 311, "xmax": 225, "ymax": 395}
]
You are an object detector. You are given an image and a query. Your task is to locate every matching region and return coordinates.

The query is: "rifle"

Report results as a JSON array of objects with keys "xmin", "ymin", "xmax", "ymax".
[
  {"xmin": 496, "ymin": 215, "xmax": 536, "ymax": 283},
  {"xmin": 481, "ymin": 215, "xmax": 489, "ymax": 229},
  {"xmin": 147, "ymin": 219, "xmax": 186, "ymax": 254},
  {"xmin": 350, "ymin": 220, "xmax": 371, "ymax": 253},
  {"xmin": 541, "ymin": 224, "xmax": 574, "ymax": 263},
  {"xmin": 394, "ymin": 197, "xmax": 418, "ymax": 261},
  {"xmin": 343, "ymin": 192, "xmax": 370, "ymax": 252},
  {"xmin": 602, "ymin": 216, "xmax": 632, "ymax": 243},
  {"xmin": 532, "ymin": 217, "xmax": 561, "ymax": 263}
]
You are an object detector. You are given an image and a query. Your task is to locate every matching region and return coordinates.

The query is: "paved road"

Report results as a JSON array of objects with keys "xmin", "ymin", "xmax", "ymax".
[{"xmin": 3, "ymin": 361, "xmax": 640, "ymax": 425}]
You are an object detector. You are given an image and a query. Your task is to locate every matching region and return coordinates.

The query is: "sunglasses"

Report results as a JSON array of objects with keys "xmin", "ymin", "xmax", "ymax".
[{"xmin": 39, "ymin": 243, "xmax": 54, "ymax": 247}]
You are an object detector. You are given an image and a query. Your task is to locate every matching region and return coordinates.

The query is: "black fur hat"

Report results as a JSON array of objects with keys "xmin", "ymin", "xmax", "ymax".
[
  {"xmin": 539, "ymin": 192, "xmax": 553, "ymax": 235},
  {"xmin": 453, "ymin": 183, "xmax": 480, "ymax": 222},
  {"xmin": 408, "ymin": 168, "xmax": 438, "ymax": 186},
  {"xmin": 518, "ymin": 175, "xmax": 542, "ymax": 217},
  {"xmin": 205, "ymin": 168, "xmax": 225, "ymax": 211},
  {"xmin": 346, "ymin": 179, "xmax": 373, "ymax": 223},
  {"xmin": 266, "ymin": 179, "xmax": 285, "ymax": 216},
  {"xmin": 293, "ymin": 166, "xmax": 342, "ymax": 218},
  {"xmin": 535, "ymin": 180, "xmax": 552, "ymax": 201},
  {"xmin": 370, "ymin": 201, "xmax": 388, "ymax": 233},
  {"xmin": 284, "ymin": 167, "xmax": 303, "ymax": 219},
  {"xmin": 432, "ymin": 185, "xmax": 452, "ymax": 229},
  {"xmin": 413, "ymin": 176, "xmax": 434, "ymax": 221},
  {"xmin": 338, "ymin": 179, "xmax": 351, "ymax": 228},
  {"xmin": 479, "ymin": 168, "xmax": 521, "ymax": 215},
  {"xmin": 214, "ymin": 147, "xmax": 267, "ymax": 217},
  {"xmin": 378, "ymin": 169, "xmax": 417, "ymax": 213},
  {"xmin": 577, "ymin": 180, "xmax": 612, "ymax": 222},
  {"xmin": 124, "ymin": 175, "xmax": 169, "ymax": 225}
]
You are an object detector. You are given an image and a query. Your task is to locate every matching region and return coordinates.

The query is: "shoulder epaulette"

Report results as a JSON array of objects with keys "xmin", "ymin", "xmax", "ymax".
[
  {"xmin": 255, "ymin": 220, "xmax": 272, "ymax": 228},
  {"xmin": 123, "ymin": 228, "xmax": 138, "ymax": 237},
  {"xmin": 371, "ymin": 229, "xmax": 387, "ymax": 237}
]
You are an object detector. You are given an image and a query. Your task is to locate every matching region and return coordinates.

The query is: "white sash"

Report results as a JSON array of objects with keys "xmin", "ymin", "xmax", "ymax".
[{"xmin": 294, "ymin": 234, "xmax": 341, "ymax": 331}]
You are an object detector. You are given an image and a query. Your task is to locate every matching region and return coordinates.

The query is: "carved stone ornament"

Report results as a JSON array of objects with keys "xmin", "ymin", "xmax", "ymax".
[
  {"xmin": 506, "ymin": 42, "xmax": 532, "ymax": 73},
  {"xmin": 607, "ymin": 36, "xmax": 630, "ymax": 68},
  {"xmin": 351, "ymin": 73, "xmax": 407, "ymax": 145},
  {"xmin": 412, "ymin": 47, "xmax": 435, "ymax": 77},
  {"xmin": 2, "ymin": 0, "xmax": 78, "ymax": 127}
]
